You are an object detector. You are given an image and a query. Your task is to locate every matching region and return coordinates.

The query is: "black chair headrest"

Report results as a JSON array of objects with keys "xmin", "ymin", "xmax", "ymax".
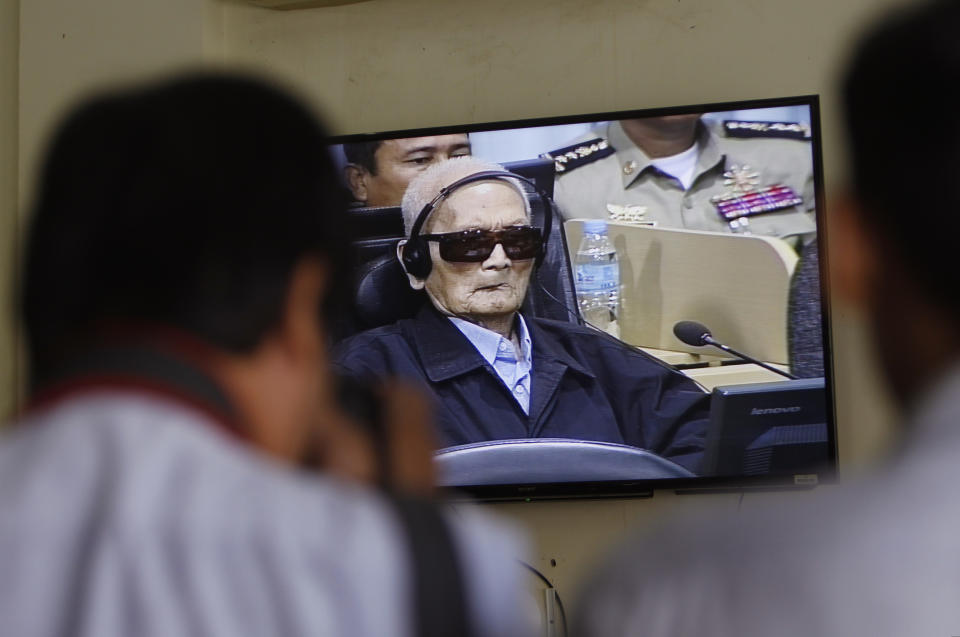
[
  {"xmin": 346, "ymin": 205, "xmax": 405, "ymax": 240},
  {"xmin": 355, "ymin": 252, "xmax": 426, "ymax": 329}
]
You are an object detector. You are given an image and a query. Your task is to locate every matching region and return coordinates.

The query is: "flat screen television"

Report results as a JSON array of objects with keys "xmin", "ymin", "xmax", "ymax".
[{"xmin": 328, "ymin": 95, "xmax": 835, "ymax": 500}]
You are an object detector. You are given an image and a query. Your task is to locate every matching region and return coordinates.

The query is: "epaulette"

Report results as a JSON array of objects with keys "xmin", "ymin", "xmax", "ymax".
[
  {"xmin": 723, "ymin": 120, "xmax": 811, "ymax": 141},
  {"xmin": 540, "ymin": 137, "xmax": 615, "ymax": 174}
]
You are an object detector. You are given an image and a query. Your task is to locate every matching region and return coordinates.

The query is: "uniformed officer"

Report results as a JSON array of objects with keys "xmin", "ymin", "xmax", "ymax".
[{"xmin": 544, "ymin": 114, "xmax": 816, "ymax": 248}]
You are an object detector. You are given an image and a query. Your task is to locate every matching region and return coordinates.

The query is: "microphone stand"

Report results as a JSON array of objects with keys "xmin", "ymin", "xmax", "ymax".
[{"xmin": 701, "ymin": 335, "xmax": 798, "ymax": 380}]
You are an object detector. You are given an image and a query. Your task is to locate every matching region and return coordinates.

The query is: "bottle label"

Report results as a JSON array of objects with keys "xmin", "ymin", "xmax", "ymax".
[{"xmin": 575, "ymin": 263, "xmax": 619, "ymax": 293}]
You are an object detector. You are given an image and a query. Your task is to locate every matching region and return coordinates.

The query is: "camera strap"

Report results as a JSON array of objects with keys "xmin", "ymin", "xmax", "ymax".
[{"xmin": 389, "ymin": 495, "xmax": 474, "ymax": 637}]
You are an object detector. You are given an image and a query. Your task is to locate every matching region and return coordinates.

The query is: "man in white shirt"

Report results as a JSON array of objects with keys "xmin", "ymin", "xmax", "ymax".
[
  {"xmin": 3, "ymin": 73, "xmax": 529, "ymax": 637},
  {"xmin": 576, "ymin": 2, "xmax": 960, "ymax": 635}
]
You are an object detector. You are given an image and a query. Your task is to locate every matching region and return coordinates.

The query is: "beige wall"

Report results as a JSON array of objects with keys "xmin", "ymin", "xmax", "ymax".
[
  {"xmin": 12, "ymin": 0, "xmax": 906, "ymax": 617},
  {"xmin": 1, "ymin": 0, "xmax": 19, "ymax": 420},
  {"xmin": 18, "ymin": 0, "xmax": 223, "ymax": 207}
]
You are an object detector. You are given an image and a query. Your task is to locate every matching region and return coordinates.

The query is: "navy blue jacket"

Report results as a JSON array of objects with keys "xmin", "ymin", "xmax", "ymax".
[{"xmin": 333, "ymin": 306, "xmax": 709, "ymax": 473}]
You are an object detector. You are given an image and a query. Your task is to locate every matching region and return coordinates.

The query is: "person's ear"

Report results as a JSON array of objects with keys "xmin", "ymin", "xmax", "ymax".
[
  {"xmin": 396, "ymin": 240, "xmax": 425, "ymax": 290},
  {"xmin": 232, "ymin": 256, "xmax": 330, "ymax": 463},
  {"xmin": 279, "ymin": 256, "xmax": 330, "ymax": 361},
  {"xmin": 830, "ymin": 191, "xmax": 880, "ymax": 311},
  {"xmin": 344, "ymin": 164, "xmax": 369, "ymax": 204}
]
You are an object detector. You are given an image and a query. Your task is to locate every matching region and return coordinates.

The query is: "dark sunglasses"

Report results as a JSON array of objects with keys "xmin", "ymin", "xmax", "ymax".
[{"xmin": 419, "ymin": 225, "xmax": 542, "ymax": 262}]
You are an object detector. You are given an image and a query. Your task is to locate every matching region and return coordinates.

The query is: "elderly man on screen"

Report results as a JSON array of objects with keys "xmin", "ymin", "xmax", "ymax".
[{"xmin": 333, "ymin": 157, "xmax": 710, "ymax": 473}]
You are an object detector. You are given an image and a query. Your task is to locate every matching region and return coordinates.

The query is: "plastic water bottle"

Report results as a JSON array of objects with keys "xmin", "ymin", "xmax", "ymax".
[{"xmin": 574, "ymin": 219, "xmax": 621, "ymax": 338}]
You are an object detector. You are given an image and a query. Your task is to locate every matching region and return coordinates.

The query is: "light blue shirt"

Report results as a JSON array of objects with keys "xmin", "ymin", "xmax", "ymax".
[{"xmin": 449, "ymin": 314, "xmax": 534, "ymax": 414}]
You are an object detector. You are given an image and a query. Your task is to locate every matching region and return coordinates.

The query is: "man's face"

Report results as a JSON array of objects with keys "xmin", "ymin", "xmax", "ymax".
[
  {"xmin": 417, "ymin": 182, "xmax": 533, "ymax": 323},
  {"xmin": 349, "ymin": 134, "xmax": 471, "ymax": 207},
  {"xmin": 622, "ymin": 113, "xmax": 703, "ymax": 135}
]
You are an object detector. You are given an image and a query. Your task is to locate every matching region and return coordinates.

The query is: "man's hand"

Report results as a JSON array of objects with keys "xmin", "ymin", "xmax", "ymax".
[{"xmin": 307, "ymin": 379, "xmax": 437, "ymax": 497}]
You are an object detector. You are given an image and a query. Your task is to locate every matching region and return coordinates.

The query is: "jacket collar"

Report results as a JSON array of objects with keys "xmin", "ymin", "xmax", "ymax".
[{"xmin": 411, "ymin": 305, "xmax": 595, "ymax": 382}]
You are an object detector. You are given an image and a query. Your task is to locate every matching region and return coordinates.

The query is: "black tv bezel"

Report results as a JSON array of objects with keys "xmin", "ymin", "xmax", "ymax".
[{"xmin": 329, "ymin": 94, "xmax": 837, "ymax": 501}]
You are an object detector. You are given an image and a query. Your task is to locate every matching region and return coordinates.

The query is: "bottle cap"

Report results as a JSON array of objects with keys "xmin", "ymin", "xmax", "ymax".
[{"xmin": 583, "ymin": 219, "xmax": 608, "ymax": 235}]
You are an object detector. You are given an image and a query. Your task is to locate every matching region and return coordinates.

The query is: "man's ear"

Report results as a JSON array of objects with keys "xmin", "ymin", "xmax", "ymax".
[
  {"xmin": 344, "ymin": 164, "xmax": 369, "ymax": 204},
  {"xmin": 279, "ymin": 256, "xmax": 329, "ymax": 360},
  {"xmin": 396, "ymin": 240, "xmax": 426, "ymax": 290},
  {"xmin": 830, "ymin": 191, "xmax": 880, "ymax": 311}
]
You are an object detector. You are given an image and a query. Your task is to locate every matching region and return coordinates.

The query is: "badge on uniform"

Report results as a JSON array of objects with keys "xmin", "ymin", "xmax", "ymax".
[
  {"xmin": 710, "ymin": 164, "xmax": 803, "ymax": 233},
  {"xmin": 723, "ymin": 120, "xmax": 811, "ymax": 140},
  {"xmin": 541, "ymin": 138, "xmax": 615, "ymax": 174},
  {"xmin": 606, "ymin": 204, "xmax": 655, "ymax": 225}
]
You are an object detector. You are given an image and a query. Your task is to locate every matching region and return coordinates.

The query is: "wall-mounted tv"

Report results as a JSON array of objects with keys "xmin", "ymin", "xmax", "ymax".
[{"xmin": 328, "ymin": 95, "xmax": 835, "ymax": 500}]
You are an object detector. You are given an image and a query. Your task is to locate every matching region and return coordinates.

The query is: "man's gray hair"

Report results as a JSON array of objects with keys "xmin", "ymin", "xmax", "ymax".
[{"xmin": 400, "ymin": 157, "xmax": 531, "ymax": 237}]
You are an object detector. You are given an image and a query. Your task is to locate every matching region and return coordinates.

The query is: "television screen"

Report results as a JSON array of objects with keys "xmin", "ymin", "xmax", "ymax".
[{"xmin": 328, "ymin": 95, "xmax": 835, "ymax": 500}]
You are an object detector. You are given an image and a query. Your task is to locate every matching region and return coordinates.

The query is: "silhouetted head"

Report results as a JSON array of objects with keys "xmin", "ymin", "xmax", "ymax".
[{"xmin": 22, "ymin": 73, "xmax": 350, "ymax": 389}]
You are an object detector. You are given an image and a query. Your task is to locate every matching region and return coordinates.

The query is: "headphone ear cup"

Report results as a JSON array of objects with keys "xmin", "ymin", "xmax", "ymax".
[
  {"xmin": 532, "ymin": 192, "xmax": 553, "ymax": 269},
  {"xmin": 401, "ymin": 238, "xmax": 432, "ymax": 279},
  {"xmin": 534, "ymin": 230, "xmax": 546, "ymax": 269}
]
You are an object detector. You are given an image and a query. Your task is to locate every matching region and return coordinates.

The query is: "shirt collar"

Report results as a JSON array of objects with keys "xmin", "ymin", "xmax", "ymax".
[
  {"xmin": 608, "ymin": 119, "xmax": 725, "ymax": 190},
  {"xmin": 448, "ymin": 314, "xmax": 532, "ymax": 368},
  {"xmin": 24, "ymin": 327, "xmax": 244, "ymax": 439}
]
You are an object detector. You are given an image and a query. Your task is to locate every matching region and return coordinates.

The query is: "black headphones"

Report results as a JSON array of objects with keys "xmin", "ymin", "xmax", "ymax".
[{"xmin": 399, "ymin": 170, "xmax": 554, "ymax": 280}]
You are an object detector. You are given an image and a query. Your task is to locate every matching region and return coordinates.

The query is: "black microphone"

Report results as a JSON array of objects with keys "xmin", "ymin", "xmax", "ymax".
[{"xmin": 673, "ymin": 320, "xmax": 798, "ymax": 380}]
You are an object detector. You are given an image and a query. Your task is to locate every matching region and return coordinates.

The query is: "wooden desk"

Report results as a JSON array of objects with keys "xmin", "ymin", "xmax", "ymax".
[
  {"xmin": 640, "ymin": 346, "xmax": 728, "ymax": 366},
  {"xmin": 681, "ymin": 363, "xmax": 790, "ymax": 391},
  {"xmin": 640, "ymin": 346, "xmax": 790, "ymax": 390}
]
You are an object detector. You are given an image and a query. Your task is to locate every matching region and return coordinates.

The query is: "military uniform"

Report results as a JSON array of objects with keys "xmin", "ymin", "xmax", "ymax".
[{"xmin": 544, "ymin": 119, "xmax": 817, "ymax": 246}]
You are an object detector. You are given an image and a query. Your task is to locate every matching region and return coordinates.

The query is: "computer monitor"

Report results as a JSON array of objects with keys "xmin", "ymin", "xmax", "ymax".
[
  {"xmin": 329, "ymin": 95, "xmax": 836, "ymax": 500},
  {"xmin": 703, "ymin": 378, "xmax": 829, "ymax": 480}
]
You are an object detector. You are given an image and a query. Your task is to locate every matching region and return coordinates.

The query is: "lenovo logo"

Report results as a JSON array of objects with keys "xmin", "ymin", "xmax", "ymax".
[{"xmin": 750, "ymin": 406, "xmax": 802, "ymax": 416}]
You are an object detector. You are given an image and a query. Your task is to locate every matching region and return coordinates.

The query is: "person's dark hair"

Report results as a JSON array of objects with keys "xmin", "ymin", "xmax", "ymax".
[
  {"xmin": 22, "ymin": 73, "xmax": 351, "ymax": 385},
  {"xmin": 342, "ymin": 141, "xmax": 383, "ymax": 174},
  {"xmin": 842, "ymin": 0, "xmax": 960, "ymax": 313}
]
